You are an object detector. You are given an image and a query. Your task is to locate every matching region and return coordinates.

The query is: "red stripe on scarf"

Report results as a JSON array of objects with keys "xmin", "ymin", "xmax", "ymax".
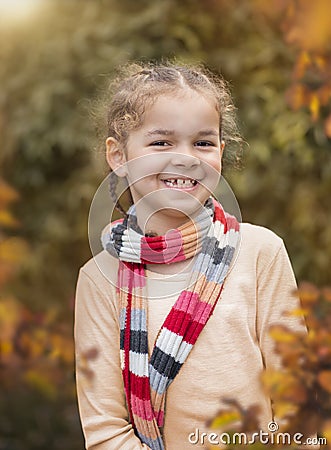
[
  {"xmin": 131, "ymin": 393, "xmax": 156, "ymax": 421},
  {"xmin": 163, "ymin": 309, "xmax": 191, "ymax": 335},
  {"xmin": 141, "ymin": 231, "xmax": 185, "ymax": 264},
  {"xmin": 130, "ymin": 373, "xmax": 151, "ymax": 399}
]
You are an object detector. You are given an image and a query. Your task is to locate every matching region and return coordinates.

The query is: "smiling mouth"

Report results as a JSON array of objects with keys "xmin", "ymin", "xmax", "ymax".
[{"xmin": 162, "ymin": 178, "xmax": 198, "ymax": 189}]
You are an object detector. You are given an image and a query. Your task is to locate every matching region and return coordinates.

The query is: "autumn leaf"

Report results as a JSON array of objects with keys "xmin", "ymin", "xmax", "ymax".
[
  {"xmin": 283, "ymin": 1, "xmax": 331, "ymax": 51},
  {"xmin": 322, "ymin": 419, "xmax": 331, "ymax": 444},
  {"xmin": 0, "ymin": 178, "xmax": 19, "ymax": 207},
  {"xmin": 269, "ymin": 325, "xmax": 297, "ymax": 343},
  {"xmin": 321, "ymin": 287, "xmax": 331, "ymax": 302},
  {"xmin": 317, "ymin": 83, "xmax": 331, "ymax": 106},
  {"xmin": 309, "ymin": 94, "xmax": 320, "ymax": 121},
  {"xmin": 318, "ymin": 371, "xmax": 331, "ymax": 394},
  {"xmin": 285, "ymin": 83, "xmax": 308, "ymax": 110},
  {"xmin": 273, "ymin": 401, "xmax": 298, "ymax": 419},
  {"xmin": 50, "ymin": 333, "xmax": 74, "ymax": 364},
  {"xmin": 0, "ymin": 338, "xmax": 13, "ymax": 354},
  {"xmin": 293, "ymin": 51, "xmax": 311, "ymax": 79},
  {"xmin": 209, "ymin": 410, "xmax": 241, "ymax": 430},
  {"xmin": 324, "ymin": 114, "xmax": 331, "ymax": 138},
  {"xmin": 0, "ymin": 298, "xmax": 23, "ymax": 340},
  {"xmin": 288, "ymin": 307, "xmax": 309, "ymax": 317},
  {"xmin": 24, "ymin": 369, "xmax": 57, "ymax": 400},
  {"xmin": 0, "ymin": 263, "xmax": 15, "ymax": 286},
  {"xmin": 297, "ymin": 282, "xmax": 320, "ymax": 305},
  {"xmin": 0, "ymin": 208, "xmax": 19, "ymax": 227},
  {"xmin": 0, "ymin": 237, "xmax": 29, "ymax": 264}
]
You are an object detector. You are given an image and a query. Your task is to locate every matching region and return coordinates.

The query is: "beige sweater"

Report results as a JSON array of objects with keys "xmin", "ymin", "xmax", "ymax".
[{"xmin": 75, "ymin": 223, "xmax": 308, "ymax": 449}]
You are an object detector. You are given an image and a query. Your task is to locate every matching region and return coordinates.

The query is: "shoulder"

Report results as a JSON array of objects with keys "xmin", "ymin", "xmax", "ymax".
[
  {"xmin": 238, "ymin": 222, "xmax": 287, "ymax": 274},
  {"xmin": 240, "ymin": 222, "xmax": 283, "ymax": 253},
  {"xmin": 77, "ymin": 250, "xmax": 119, "ymax": 295}
]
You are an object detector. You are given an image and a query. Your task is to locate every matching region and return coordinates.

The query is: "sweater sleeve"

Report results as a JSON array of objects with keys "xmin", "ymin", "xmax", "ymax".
[
  {"xmin": 256, "ymin": 240, "xmax": 304, "ymax": 370},
  {"xmin": 256, "ymin": 240, "xmax": 319, "ymax": 449},
  {"xmin": 74, "ymin": 267, "xmax": 150, "ymax": 450}
]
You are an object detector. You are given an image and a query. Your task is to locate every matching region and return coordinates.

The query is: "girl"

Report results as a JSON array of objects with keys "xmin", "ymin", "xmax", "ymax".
[{"xmin": 75, "ymin": 63, "xmax": 307, "ymax": 449}]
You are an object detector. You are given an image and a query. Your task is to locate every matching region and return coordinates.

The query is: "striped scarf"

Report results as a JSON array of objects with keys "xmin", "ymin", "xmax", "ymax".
[{"xmin": 102, "ymin": 197, "xmax": 240, "ymax": 449}]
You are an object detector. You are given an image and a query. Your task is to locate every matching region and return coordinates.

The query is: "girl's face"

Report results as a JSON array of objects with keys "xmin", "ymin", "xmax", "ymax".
[{"xmin": 107, "ymin": 89, "xmax": 224, "ymax": 232}]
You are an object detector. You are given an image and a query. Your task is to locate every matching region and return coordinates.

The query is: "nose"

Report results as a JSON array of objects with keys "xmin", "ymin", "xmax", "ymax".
[{"xmin": 170, "ymin": 148, "xmax": 200, "ymax": 169}]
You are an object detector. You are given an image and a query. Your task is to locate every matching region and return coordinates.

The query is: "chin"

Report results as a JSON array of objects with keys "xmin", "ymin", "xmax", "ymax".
[{"xmin": 160, "ymin": 199, "xmax": 207, "ymax": 219}]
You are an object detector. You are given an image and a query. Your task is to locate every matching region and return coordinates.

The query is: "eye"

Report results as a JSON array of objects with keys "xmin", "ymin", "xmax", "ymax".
[
  {"xmin": 195, "ymin": 140, "xmax": 215, "ymax": 147},
  {"xmin": 150, "ymin": 141, "xmax": 170, "ymax": 147}
]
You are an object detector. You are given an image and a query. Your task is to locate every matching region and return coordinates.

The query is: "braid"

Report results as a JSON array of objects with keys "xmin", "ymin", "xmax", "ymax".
[{"xmin": 109, "ymin": 172, "xmax": 128, "ymax": 217}]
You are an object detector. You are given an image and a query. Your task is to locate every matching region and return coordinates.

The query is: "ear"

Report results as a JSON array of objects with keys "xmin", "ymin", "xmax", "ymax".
[
  {"xmin": 106, "ymin": 137, "xmax": 127, "ymax": 177},
  {"xmin": 220, "ymin": 140, "xmax": 225, "ymax": 158}
]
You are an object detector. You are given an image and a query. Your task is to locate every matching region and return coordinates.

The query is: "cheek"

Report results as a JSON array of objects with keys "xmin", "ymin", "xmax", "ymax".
[
  {"xmin": 203, "ymin": 153, "xmax": 222, "ymax": 174},
  {"xmin": 210, "ymin": 160, "xmax": 222, "ymax": 173},
  {"xmin": 201, "ymin": 156, "xmax": 221, "ymax": 192},
  {"xmin": 125, "ymin": 153, "xmax": 170, "ymax": 183}
]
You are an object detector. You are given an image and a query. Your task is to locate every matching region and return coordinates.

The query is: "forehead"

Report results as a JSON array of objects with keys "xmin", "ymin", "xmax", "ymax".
[{"xmin": 140, "ymin": 90, "xmax": 220, "ymax": 128}]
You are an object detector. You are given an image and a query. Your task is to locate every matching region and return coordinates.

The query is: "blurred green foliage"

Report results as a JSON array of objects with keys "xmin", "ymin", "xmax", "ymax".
[{"xmin": 0, "ymin": 1, "xmax": 330, "ymax": 449}]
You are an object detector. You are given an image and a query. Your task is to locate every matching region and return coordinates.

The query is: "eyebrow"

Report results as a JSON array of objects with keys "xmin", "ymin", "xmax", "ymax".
[
  {"xmin": 146, "ymin": 129, "xmax": 175, "ymax": 136},
  {"xmin": 146, "ymin": 129, "xmax": 219, "ymax": 137},
  {"xmin": 197, "ymin": 129, "xmax": 219, "ymax": 137}
]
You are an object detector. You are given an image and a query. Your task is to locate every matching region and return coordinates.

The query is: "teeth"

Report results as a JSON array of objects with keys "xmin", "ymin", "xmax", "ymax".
[{"xmin": 164, "ymin": 178, "xmax": 197, "ymax": 188}]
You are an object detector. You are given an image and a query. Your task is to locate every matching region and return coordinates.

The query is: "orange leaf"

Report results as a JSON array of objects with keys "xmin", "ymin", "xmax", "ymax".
[
  {"xmin": 50, "ymin": 333, "xmax": 74, "ymax": 364},
  {"xmin": 322, "ymin": 419, "xmax": 331, "ymax": 443},
  {"xmin": 273, "ymin": 401, "xmax": 297, "ymax": 419},
  {"xmin": 0, "ymin": 209, "xmax": 19, "ymax": 228},
  {"xmin": 262, "ymin": 370, "xmax": 287, "ymax": 392},
  {"xmin": 0, "ymin": 298, "xmax": 23, "ymax": 340},
  {"xmin": 324, "ymin": 115, "xmax": 331, "ymax": 138},
  {"xmin": 0, "ymin": 263, "xmax": 15, "ymax": 286},
  {"xmin": 317, "ymin": 84, "xmax": 331, "ymax": 106},
  {"xmin": 315, "ymin": 55, "xmax": 327, "ymax": 71},
  {"xmin": 309, "ymin": 94, "xmax": 320, "ymax": 121},
  {"xmin": 293, "ymin": 51, "xmax": 311, "ymax": 79},
  {"xmin": 297, "ymin": 282, "xmax": 320, "ymax": 304},
  {"xmin": 285, "ymin": 83, "xmax": 308, "ymax": 110},
  {"xmin": 288, "ymin": 307, "xmax": 309, "ymax": 317},
  {"xmin": 318, "ymin": 371, "xmax": 331, "ymax": 394},
  {"xmin": 24, "ymin": 369, "xmax": 57, "ymax": 399},
  {"xmin": 0, "ymin": 179, "xmax": 19, "ymax": 207},
  {"xmin": 317, "ymin": 346, "xmax": 331, "ymax": 360},
  {"xmin": 209, "ymin": 410, "xmax": 241, "ymax": 430},
  {"xmin": 269, "ymin": 325, "xmax": 297, "ymax": 343},
  {"xmin": 0, "ymin": 340, "xmax": 13, "ymax": 356},
  {"xmin": 0, "ymin": 238, "xmax": 28, "ymax": 264},
  {"xmin": 321, "ymin": 286, "xmax": 331, "ymax": 302}
]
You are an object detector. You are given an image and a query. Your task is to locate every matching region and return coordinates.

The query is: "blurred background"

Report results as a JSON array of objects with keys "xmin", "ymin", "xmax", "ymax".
[{"xmin": 0, "ymin": 1, "xmax": 330, "ymax": 449}]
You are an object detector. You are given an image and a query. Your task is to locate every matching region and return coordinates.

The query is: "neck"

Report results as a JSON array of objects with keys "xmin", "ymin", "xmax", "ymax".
[{"xmin": 146, "ymin": 257, "xmax": 194, "ymax": 275}]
